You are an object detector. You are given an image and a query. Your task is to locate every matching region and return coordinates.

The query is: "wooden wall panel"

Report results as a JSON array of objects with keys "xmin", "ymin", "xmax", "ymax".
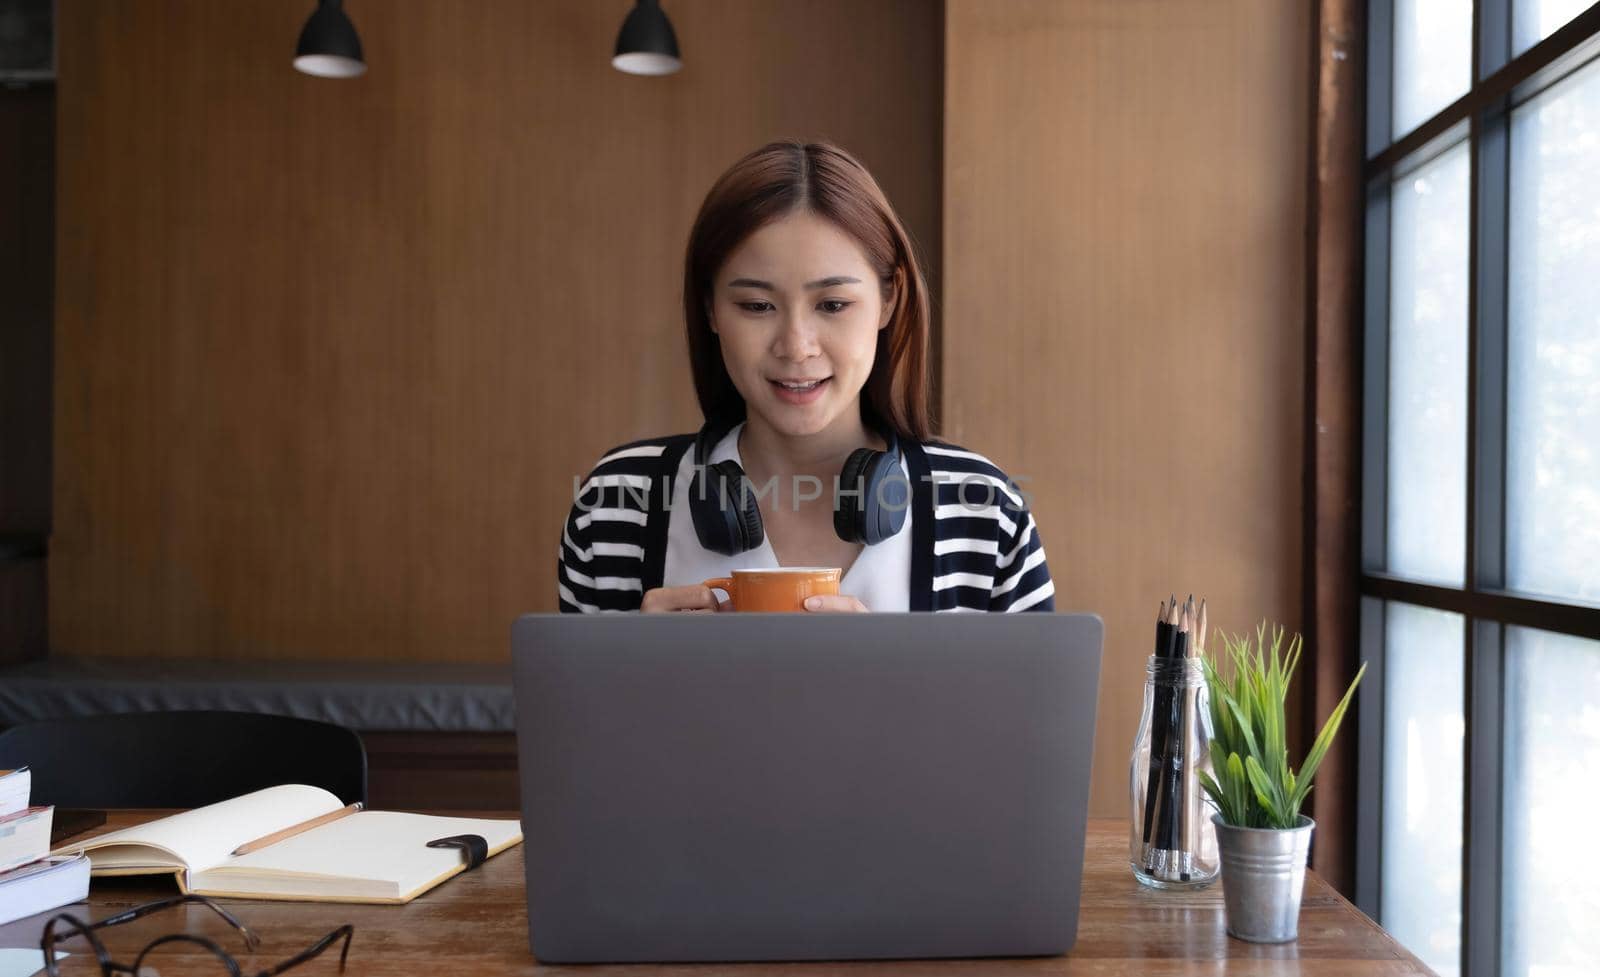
[
  {"xmin": 944, "ymin": 0, "xmax": 1309, "ymax": 818},
  {"xmin": 52, "ymin": 0, "xmax": 941, "ymax": 661},
  {"xmin": 0, "ymin": 88, "xmax": 54, "ymax": 538},
  {"xmin": 1, "ymin": 86, "xmax": 54, "ymax": 666}
]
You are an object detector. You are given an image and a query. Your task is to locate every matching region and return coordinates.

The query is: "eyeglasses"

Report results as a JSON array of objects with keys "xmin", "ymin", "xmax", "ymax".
[{"xmin": 40, "ymin": 894, "xmax": 352, "ymax": 977}]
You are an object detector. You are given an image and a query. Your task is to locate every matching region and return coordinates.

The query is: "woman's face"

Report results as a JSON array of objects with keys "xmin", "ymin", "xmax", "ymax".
[{"xmin": 709, "ymin": 210, "xmax": 894, "ymax": 440}]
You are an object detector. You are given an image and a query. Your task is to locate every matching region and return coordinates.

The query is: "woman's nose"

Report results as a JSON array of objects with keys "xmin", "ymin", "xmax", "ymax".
[{"xmin": 770, "ymin": 313, "xmax": 821, "ymax": 361}]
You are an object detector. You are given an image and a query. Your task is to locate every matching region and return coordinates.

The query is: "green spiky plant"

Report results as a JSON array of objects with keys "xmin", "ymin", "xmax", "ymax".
[{"xmin": 1197, "ymin": 622, "xmax": 1367, "ymax": 830}]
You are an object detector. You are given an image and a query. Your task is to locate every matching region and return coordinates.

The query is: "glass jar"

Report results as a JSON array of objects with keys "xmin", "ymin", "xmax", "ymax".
[{"xmin": 1129, "ymin": 654, "xmax": 1219, "ymax": 889}]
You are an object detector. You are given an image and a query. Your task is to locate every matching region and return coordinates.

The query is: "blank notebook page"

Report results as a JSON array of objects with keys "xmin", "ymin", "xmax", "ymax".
[
  {"xmin": 209, "ymin": 811, "xmax": 521, "ymax": 897},
  {"xmin": 60, "ymin": 784, "xmax": 342, "ymax": 871}
]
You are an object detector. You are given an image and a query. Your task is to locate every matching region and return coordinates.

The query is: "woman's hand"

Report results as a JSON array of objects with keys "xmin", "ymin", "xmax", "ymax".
[
  {"xmin": 640, "ymin": 585, "xmax": 731, "ymax": 613},
  {"xmin": 803, "ymin": 594, "xmax": 869, "ymax": 613}
]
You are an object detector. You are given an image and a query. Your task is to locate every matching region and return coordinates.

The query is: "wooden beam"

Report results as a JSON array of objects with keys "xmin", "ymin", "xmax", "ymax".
[{"xmin": 1303, "ymin": 0, "xmax": 1366, "ymax": 898}]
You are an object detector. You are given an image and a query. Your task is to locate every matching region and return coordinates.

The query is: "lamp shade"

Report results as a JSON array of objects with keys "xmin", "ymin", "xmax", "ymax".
[
  {"xmin": 612, "ymin": 0, "xmax": 681, "ymax": 76},
  {"xmin": 295, "ymin": 0, "xmax": 367, "ymax": 79}
]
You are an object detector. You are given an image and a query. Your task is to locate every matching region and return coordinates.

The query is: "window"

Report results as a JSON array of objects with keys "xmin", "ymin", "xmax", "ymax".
[
  {"xmin": 1386, "ymin": 144, "xmax": 1470, "ymax": 586},
  {"xmin": 1380, "ymin": 604, "xmax": 1465, "ymax": 977},
  {"xmin": 1501, "ymin": 627, "xmax": 1600, "ymax": 976},
  {"xmin": 1393, "ymin": 0, "xmax": 1473, "ymax": 136},
  {"xmin": 1505, "ymin": 57, "xmax": 1600, "ymax": 605},
  {"xmin": 1361, "ymin": 3, "xmax": 1600, "ymax": 976}
]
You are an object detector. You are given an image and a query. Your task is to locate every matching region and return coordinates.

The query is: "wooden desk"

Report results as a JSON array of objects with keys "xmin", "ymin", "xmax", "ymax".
[{"xmin": 0, "ymin": 814, "xmax": 1434, "ymax": 976}]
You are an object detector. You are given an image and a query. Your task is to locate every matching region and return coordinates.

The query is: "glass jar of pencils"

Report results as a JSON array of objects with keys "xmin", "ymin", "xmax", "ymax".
[{"xmin": 1129, "ymin": 655, "xmax": 1219, "ymax": 889}]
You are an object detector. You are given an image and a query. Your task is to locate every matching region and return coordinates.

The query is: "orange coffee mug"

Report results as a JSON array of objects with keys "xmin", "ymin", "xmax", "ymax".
[{"xmin": 701, "ymin": 567, "xmax": 842, "ymax": 612}]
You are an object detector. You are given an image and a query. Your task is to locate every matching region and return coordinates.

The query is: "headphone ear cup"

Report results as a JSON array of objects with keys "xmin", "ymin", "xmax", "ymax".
[
  {"xmin": 834, "ymin": 448, "xmax": 874, "ymax": 543},
  {"xmin": 690, "ymin": 459, "xmax": 763, "ymax": 556},
  {"xmin": 861, "ymin": 452, "xmax": 910, "ymax": 545},
  {"xmin": 836, "ymin": 448, "xmax": 910, "ymax": 545}
]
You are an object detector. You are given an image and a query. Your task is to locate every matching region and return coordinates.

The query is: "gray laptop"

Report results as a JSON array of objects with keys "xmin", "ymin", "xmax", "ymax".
[{"xmin": 511, "ymin": 612, "xmax": 1103, "ymax": 964}]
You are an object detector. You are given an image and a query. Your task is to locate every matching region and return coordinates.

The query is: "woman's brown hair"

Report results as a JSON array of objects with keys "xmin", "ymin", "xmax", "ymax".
[{"xmin": 682, "ymin": 140, "xmax": 934, "ymax": 442}]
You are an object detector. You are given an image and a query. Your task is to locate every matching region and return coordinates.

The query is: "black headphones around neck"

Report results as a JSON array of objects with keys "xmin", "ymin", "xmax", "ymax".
[{"xmin": 686, "ymin": 417, "xmax": 910, "ymax": 557}]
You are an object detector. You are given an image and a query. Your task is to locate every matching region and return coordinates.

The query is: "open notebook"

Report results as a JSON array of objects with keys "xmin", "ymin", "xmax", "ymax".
[{"xmin": 52, "ymin": 785, "xmax": 521, "ymax": 904}]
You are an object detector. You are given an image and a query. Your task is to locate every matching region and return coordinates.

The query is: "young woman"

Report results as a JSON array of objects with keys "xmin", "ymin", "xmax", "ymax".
[{"xmin": 558, "ymin": 141, "xmax": 1054, "ymax": 614}]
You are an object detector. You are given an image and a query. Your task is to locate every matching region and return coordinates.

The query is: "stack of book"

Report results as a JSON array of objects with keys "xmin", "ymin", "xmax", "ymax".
[{"xmin": 0, "ymin": 768, "xmax": 90, "ymax": 925}]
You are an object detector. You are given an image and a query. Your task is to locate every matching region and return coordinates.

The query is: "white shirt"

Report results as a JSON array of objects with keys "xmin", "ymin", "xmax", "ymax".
[{"xmin": 661, "ymin": 422, "xmax": 913, "ymax": 612}]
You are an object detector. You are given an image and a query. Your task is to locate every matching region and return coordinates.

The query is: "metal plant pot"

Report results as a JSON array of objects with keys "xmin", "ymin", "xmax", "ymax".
[{"xmin": 1211, "ymin": 813, "xmax": 1315, "ymax": 943}]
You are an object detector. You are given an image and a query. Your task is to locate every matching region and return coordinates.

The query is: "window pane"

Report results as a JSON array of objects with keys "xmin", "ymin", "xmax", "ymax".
[
  {"xmin": 1380, "ymin": 602, "xmax": 1464, "ymax": 977},
  {"xmin": 1387, "ymin": 144, "xmax": 1469, "ymax": 585},
  {"xmin": 1393, "ymin": 0, "xmax": 1472, "ymax": 138},
  {"xmin": 1503, "ymin": 627, "xmax": 1600, "ymax": 977},
  {"xmin": 1514, "ymin": 0, "xmax": 1592, "ymax": 55},
  {"xmin": 1507, "ymin": 59, "xmax": 1600, "ymax": 604}
]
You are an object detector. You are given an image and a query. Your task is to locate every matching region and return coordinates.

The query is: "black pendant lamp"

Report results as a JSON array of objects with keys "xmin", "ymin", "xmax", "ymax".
[
  {"xmin": 294, "ymin": 0, "xmax": 367, "ymax": 79},
  {"xmin": 613, "ymin": 0, "xmax": 682, "ymax": 76}
]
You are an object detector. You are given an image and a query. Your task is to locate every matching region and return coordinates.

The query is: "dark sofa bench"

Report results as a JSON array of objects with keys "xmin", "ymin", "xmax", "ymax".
[{"xmin": 0, "ymin": 657, "xmax": 520, "ymax": 810}]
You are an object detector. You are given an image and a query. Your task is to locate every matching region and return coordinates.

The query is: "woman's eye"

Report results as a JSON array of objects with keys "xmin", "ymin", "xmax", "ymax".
[{"xmin": 736, "ymin": 300, "xmax": 852, "ymax": 314}]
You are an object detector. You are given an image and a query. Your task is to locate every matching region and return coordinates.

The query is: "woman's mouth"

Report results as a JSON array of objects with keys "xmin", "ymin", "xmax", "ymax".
[{"xmin": 769, "ymin": 377, "xmax": 831, "ymax": 405}]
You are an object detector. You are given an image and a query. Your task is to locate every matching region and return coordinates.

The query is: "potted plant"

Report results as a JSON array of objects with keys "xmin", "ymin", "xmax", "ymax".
[{"xmin": 1197, "ymin": 623, "xmax": 1365, "ymax": 943}]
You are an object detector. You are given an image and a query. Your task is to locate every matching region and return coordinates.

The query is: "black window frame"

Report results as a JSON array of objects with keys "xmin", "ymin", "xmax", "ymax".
[{"xmin": 1358, "ymin": 3, "xmax": 1600, "ymax": 977}]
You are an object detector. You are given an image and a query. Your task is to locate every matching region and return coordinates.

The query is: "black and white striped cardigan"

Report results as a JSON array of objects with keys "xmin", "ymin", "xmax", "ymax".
[{"xmin": 557, "ymin": 433, "xmax": 1056, "ymax": 613}]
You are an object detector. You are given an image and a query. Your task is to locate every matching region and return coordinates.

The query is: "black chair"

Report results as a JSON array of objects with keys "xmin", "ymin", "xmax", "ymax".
[{"xmin": 0, "ymin": 711, "xmax": 367, "ymax": 808}]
